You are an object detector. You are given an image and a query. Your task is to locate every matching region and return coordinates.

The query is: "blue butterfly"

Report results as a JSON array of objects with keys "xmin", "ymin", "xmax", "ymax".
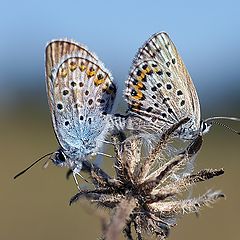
[{"xmin": 45, "ymin": 39, "xmax": 116, "ymax": 185}]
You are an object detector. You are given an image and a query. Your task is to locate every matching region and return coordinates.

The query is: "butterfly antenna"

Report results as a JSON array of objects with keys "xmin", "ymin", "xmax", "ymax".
[
  {"xmin": 205, "ymin": 116, "xmax": 240, "ymax": 135},
  {"xmin": 14, "ymin": 152, "xmax": 54, "ymax": 179}
]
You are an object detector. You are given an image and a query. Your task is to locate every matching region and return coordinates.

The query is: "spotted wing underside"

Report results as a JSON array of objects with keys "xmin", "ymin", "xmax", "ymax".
[
  {"xmin": 125, "ymin": 32, "xmax": 201, "ymax": 133},
  {"xmin": 45, "ymin": 39, "xmax": 98, "ymax": 79},
  {"xmin": 45, "ymin": 40, "xmax": 116, "ymax": 151}
]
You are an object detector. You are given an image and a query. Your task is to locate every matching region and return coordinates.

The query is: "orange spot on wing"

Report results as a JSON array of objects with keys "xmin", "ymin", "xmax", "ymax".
[
  {"xmin": 79, "ymin": 63, "xmax": 86, "ymax": 72},
  {"xmin": 130, "ymin": 87, "xmax": 144, "ymax": 100},
  {"xmin": 143, "ymin": 66, "xmax": 151, "ymax": 74},
  {"xmin": 60, "ymin": 68, "xmax": 68, "ymax": 78},
  {"xmin": 69, "ymin": 61, "xmax": 77, "ymax": 71},
  {"xmin": 87, "ymin": 67, "xmax": 96, "ymax": 77},
  {"xmin": 136, "ymin": 81, "xmax": 144, "ymax": 89},
  {"xmin": 94, "ymin": 74, "xmax": 105, "ymax": 86},
  {"xmin": 137, "ymin": 72, "xmax": 146, "ymax": 81},
  {"xmin": 130, "ymin": 102, "xmax": 142, "ymax": 111}
]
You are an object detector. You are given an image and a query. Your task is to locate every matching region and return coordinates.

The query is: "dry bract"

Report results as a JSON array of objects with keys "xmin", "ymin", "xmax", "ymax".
[{"xmin": 70, "ymin": 118, "xmax": 224, "ymax": 240}]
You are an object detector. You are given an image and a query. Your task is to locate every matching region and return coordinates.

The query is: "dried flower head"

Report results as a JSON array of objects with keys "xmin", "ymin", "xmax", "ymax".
[{"xmin": 70, "ymin": 118, "xmax": 224, "ymax": 240}]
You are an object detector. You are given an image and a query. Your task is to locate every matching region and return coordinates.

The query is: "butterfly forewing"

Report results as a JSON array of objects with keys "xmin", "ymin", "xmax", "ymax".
[
  {"xmin": 45, "ymin": 39, "xmax": 98, "ymax": 80},
  {"xmin": 125, "ymin": 32, "xmax": 201, "ymax": 136}
]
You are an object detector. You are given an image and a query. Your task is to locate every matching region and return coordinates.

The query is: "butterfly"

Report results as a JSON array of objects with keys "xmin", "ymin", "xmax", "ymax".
[
  {"xmin": 124, "ymin": 32, "xmax": 239, "ymax": 140},
  {"xmin": 45, "ymin": 39, "xmax": 117, "ymax": 185}
]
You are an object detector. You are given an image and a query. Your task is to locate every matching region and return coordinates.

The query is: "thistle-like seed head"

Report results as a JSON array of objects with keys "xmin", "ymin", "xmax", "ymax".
[{"xmin": 70, "ymin": 118, "xmax": 224, "ymax": 240}]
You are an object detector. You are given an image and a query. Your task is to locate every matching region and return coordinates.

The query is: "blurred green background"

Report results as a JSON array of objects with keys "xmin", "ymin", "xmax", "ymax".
[{"xmin": 1, "ymin": 0, "xmax": 240, "ymax": 239}]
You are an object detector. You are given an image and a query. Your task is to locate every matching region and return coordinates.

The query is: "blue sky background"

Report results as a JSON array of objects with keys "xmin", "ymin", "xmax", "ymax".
[
  {"xmin": 1, "ymin": 0, "xmax": 240, "ymax": 116},
  {"xmin": 1, "ymin": 2, "xmax": 240, "ymax": 240}
]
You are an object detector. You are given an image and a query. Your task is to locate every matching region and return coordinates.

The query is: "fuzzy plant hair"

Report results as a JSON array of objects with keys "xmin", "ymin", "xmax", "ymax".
[{"xmin": 70, "ymin": 118, "xmax": 224, "ymax": 240}]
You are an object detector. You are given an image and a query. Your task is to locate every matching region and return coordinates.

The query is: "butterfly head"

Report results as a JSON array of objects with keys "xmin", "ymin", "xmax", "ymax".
[
  {"xmin": 200, "ymin": 120, "xmax": 212, "ymax": 135},
  {"xmin": 52, "ymin": 148, "xmax": 83, "ymax": 171},
  {"xmin": 52, "ymin": 140, "xmax": 98, "ymax": 169},
  {"xmin": 176, "ymin": 118, "xmax": 202, "ymax": 140},
  {"xmin": 180, "ymin": 120, "xmax": 212, "ymax": 139},
  {"xmin": 52, "ymin": 149, "xmax": 68, "ymax": 167}
]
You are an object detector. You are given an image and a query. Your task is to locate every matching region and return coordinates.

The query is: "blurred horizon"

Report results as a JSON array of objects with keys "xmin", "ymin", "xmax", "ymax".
[
  {"xmin": 1, "ymin": 1, "xmax": 240, "ymax": 240},
  {"xmin": 1, "ymin": 0, "xmax": 240, "ymax": 116}
]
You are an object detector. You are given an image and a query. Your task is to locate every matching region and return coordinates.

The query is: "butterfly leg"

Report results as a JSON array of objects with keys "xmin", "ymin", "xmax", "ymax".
[
  {"xmin": 72, "ymin": 162, "xmax": 89, "ymax": 190},
  {"xmin": 96, "ymin": 152, "xmax": 114, "ymax": 158},
  {"xmin": 72, "ymin": 171, "xmax": 80, "ymax": 189}
]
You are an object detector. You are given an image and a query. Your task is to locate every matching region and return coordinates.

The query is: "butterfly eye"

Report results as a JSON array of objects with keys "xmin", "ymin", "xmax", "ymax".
[{"xmin": 53, "ymin": 150, "xmax": 66, "ymax": 166}]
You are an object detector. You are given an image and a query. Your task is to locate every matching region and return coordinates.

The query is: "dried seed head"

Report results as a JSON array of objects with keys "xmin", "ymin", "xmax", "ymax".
[{"xmin": 70, "ymin": 120, "xmax": 224, "ymax": 240}]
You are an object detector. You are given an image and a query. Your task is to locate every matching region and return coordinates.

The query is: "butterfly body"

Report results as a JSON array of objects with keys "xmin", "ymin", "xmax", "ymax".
[{"xmin": 45, "ymin": 40, "xmax": 116, "ymax": 175}]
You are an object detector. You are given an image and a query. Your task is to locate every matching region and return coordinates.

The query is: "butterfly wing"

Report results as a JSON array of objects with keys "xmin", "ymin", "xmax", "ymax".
[
  {"xmin": 45, "ymin": 41, "xmax": 116, "ymax": 156},
  {"xmin": 45, "ymin": 39, "xmax": 99, "ymax": 79},
  {"xmin": 125, "ymin": 32, "xmax": 201, "ymax": 136}
]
